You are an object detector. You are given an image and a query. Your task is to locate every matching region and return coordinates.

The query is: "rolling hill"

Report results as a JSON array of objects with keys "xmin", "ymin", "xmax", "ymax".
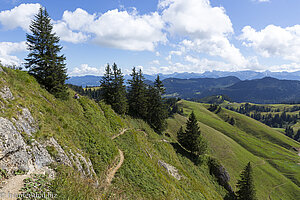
[
  {"xmin": 1, "ymin": 66, "xmax": 299, "ymax": 199},
  {"xmin": 167, "ymin": 100, "xmax": 300, "ymax": 199}
]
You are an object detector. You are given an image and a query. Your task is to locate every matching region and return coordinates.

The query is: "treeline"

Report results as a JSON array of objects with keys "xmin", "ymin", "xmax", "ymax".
[
  {"xmin": 225, "ymin": 103, "xmax": 300, "ymax": 142},
  {"xmin": 67, "ymin": 85, "xmax": 102, "ymax": 101},
  {"xmin": 70, "ymin": 64, "xmax": 167, "ymax": 133}
]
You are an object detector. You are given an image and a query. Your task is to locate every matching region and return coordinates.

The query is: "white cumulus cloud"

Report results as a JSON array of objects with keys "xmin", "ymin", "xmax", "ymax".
[
  {"xmin": 159, "ymin": 0, "xmax": 247, "ymax": 66},
  {"xmin": 53, "ymin": 21, "xmax": 89, "ymax": 44},
  {"xmin": 0, "ymin": 41, "xmax": 27, "ymax": 66},
  {"xmin": 60, "ymin": 8, "xmax": 167, "ymax": 51},
  {"xmin": 240, "ymin": 25, "xmax": 300, "ymax": 62},
  {"xmin": 69, "ymin": 64, "xmax": 104, "ymax": 76},
  {"xmin": 0, "ymin": 3, "xmax": 40, "ymax": 31}
]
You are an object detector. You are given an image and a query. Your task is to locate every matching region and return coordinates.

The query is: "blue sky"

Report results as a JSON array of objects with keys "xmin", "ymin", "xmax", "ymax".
[{"xmin": 0, "ymin": 0, "xmax": 300, "ymax": 76}]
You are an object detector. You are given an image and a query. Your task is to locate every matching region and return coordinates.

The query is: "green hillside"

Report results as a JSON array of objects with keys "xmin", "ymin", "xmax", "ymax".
[
  {"xmin": 1, "ymin": 67, "xmax": 227, "ymax": 199},
  {"xmin": 167, "ymin": 100, "xmax": 300, "ymax": 199},
  {"xmin": 1, "ymin": 67, "xmax": 300, "ymax": 199}
]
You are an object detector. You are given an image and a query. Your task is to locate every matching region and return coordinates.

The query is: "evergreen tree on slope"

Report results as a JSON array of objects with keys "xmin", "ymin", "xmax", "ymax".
[
  {"xmin": 236, "ymin": 162, "xmax": 256, "ymax": 200},
  {"xmin": 128, "ymin": 67, "xmax": 148, "ymax": 118},
  {"xmin": 100, "ymin": 63, "xmax": 128, "ymax": 115},
  {"xmin": 25, "ymin": 7, "xmax": 68, "ymax": 99},
  {"xmin": 178, "ymin": 112, "xmax": 207, "ymax": 156}
]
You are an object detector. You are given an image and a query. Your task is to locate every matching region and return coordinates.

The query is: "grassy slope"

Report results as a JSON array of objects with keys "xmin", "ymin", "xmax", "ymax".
[
  {"xmin": 1, "ymin": 68, "xmax": 227, "ymax": 199},
  {"xmin": 167, "ymin": 100, "xmax": 300, "ymax": 199}
]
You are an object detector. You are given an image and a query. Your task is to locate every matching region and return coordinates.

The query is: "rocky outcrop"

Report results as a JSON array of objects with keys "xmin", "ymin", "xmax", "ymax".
[
  {"xmin": 68, "ymin": 150, "xmax": 97, "ymax": 179},
  {"xmin": 0, "ymin": 101, "xmax": 95, "ymax": 180},
  {"xmin": 0, "ymin": 116, "xmax": 52, "ymax": 176},
  {"xmin": 158, "ymin": 160, "xmax": 182, "ymax": 180},
  {"xmin": 12, "ymin": 108, "xmax": 38, "ymax": 136},
  {"xmin": 208, "ymin": 157, "xmax": 233, "ymax": 192},
  {"xmin": 0, "ymin": 66, "xmax": 3, "ymax": 72},
  {"xmin": 45, "ymin": 137, "xmax": 72, "ymax": 166},
  {"xmin": 0, "ymin": 86, "xmax": 14, "ymax": 101}
]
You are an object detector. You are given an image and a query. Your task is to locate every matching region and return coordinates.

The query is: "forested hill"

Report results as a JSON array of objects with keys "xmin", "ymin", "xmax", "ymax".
[
  {"xmin": 163, "ymin": 77, "xmax": 300, "ymax": 103},
  {"xmin": 162, "ymin": 76, "xmax": 240, "ymax": 98},
  {"xmin": 202, "ymin": 77, "xmax": 300, "ymax": 103}
]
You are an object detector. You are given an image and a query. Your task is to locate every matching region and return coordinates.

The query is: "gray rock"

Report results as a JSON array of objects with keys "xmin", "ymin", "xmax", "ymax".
[
  {"xmin": 0, "ymin": 66, "xmax": 3, "ymax": 72},
  {"xmin": 0, "ymin": 86, "xmax": 14, "ymax": 100},
  {"xmin": 45, "ymin": 137, "xmax": 72, "ymax": 166},
  {"xmin": 31, "ymin": 141, "xmax": 53, "ymax": 169},
  {"xmin": 13, "ymin": 108, "xmax": 37, "ymax": 136},
  {"xmin": 69, "ymin": 150, "xmax": 84, "ymax": 174},
  {"xmin": 0, "ymin": 117, "xmax": 32, "ymax": 174},
  {"xmin": 158, "ymin": 160, "xmax": 182, "ymax": 180},
  {"xmin": 68, "ymin": 150, "xmax": 97, "ymax": 179}
]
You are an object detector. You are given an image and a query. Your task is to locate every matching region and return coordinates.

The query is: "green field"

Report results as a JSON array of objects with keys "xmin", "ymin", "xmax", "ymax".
[{"xmin": 167, "ymin": 100, "xmax": 300, "ymax": 199}]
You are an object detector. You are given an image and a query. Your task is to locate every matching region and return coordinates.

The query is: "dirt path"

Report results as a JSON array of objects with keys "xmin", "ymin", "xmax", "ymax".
[
  {"xmin": 105, "ymin": 149, "xmax": 124, "ymax": 186},
  {"xmin": 0, "ymin": 174, "xmax": 30, "ymax": 199},
  {"xmin": 104, "ymin": 128, "xmax": 127, "ymax": 186},
  {"xmin": 111, "ymin": 129, "xmax": 128, "ymax": 140}
]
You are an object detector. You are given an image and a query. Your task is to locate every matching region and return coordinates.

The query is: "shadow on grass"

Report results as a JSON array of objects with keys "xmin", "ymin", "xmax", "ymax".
[{"xmin": 170, "ymin": 142, "xmax": 204, "ymax": 165}]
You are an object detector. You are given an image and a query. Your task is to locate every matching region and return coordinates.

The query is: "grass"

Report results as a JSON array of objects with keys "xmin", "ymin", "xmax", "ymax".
[
  {"xmin": 167, "ymin": 100, "xmax": 300, "ymax": 199},
  {"xmin": 1, "ymin": 66, "xmax": 299, "ymax": 199}
]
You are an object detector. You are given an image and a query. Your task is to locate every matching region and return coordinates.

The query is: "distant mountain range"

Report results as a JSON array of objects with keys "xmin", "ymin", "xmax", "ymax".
[
  {"xmin": 66, "ymin": 71, "xmax": 300, "ymax": 104},
  {"xmin": 67, "ymin": 70, "xmax": 300, "ymax": 87},
  {"xmin": 163, "ymin": 77, "xmax": 300, "ymax": 104}
]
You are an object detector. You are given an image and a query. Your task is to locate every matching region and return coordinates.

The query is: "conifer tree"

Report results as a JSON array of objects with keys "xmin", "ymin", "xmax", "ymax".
[
  {"xmin": 179, "ymin": 112, "xmax": 207, "ymax": 155},
  {"xmin": 154, "ymin": 75, "xmax": 165, "ymax": 95},
  {"xmin": 100, "ymin": 63, "xmax": 128, "ymax": 115},
  {"xmin": 236, "ymin": 162, "xmax": 256, "ymax": 200},
  {"xmin": 177, "ymin": 126, "xmax": 186, "ymax": 147},
  {"xmin": 100, "ymin": 64, "xmax": 113, "ymax": 105},
  {"xmin": 111, "ymin": 63, "xmax": 128, "ymax": 115},
  {"xmin": 25, "ymin": 7, "xmax": 68, "ymax": 99},
  {"xmin": 146, "ymin": 85, "xmax": 167, "ymax": 133},
  {"xmin": 128, "ymin": 67, "xmax": 148, "ymax": 118}
]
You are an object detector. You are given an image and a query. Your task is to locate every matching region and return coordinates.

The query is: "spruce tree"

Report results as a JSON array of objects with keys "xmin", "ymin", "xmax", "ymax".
[
  {"xmin": 146, "ymin": 85, "xmax": 167, "ymax": 133},
  {"xmin": 128, "ymin": 67, "xmax": 148, "ymax": 118},
  {"xmin": 100, "ymin": 63, "xmax": 128, "ymax": 115},
  {"xmin": 111, "ymin": 63, "xmax": 128, "ymax": 115},
  {"xmin": 25, "ymin": 7, "xmax": 68, "ymax": 99},
  {"xmin": 100, "ymin": 64, "xmax": 113, "ymax": 105},
  {"xmin": 236, "ymin": 162, "xmax": 256, "ymax": 200},
  {"xmin": 177, "ymin": 126, "xmax": 186, "ymax": 147},
  {"xmin": 154, "ymin": 75, "xmax": 165, "ymax": 95},
  {"xmin": 179, "ymin": 112, "xmax": 207, "ymax": 155}
]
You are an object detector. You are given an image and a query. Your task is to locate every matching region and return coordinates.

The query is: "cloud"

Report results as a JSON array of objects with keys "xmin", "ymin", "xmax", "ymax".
[
  {"xmin": 159, "ymin": 0, "xmax": 233, "ymax": 38},
  {"xmin": 69, "ymin": 64, "xmax": 103, "ymax": 76},
  {"xmin": 159, "ymin": 0, "xmax": 247, "ymax": 66},
  {"xmin": 61, "ymin": 8, "xmax": 167, "ymax": 51},
  {"xmin": 240, "ymin": 25, "xmax": 300, "ymax": 62},
  {"xmin": 254, "ymin": 0, "xmax": 270, "ymax": 2},
  {"xmin": 0, "ymin": 41, "xmax": 27, "ymax": 66},
  {"xmin": 0, "ymin": 3, "xmax": 40, "ymax": 31},
  {"xmin": 150, "ymin": 60, "xmax": 160, "ymax": 65},
  {"xmin": 53, "ymin": 21, "xmax": 89, "ymax": 44}
]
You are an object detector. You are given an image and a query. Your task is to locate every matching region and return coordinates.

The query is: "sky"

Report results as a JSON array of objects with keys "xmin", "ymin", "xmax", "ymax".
[{"xmin": 0, "ymin": 0, "xmax": 300, "ymax": 76}]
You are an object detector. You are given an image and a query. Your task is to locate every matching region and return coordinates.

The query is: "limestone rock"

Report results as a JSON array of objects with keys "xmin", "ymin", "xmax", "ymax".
[
  {"xmin": 158, "ymin": 160, "xmax": 182, "ymax": 180},
  {"xmin": 0, "ymin": 86, "xmax": 14, "ymax": 101},
  {"xmin": 45, "ymin": 137, "xmax": 72, "ymax": 166},
  {"xmin": 13, "ymin": 108, "xmax": 37, "ymax": 136},
  {"xmin": 31, "ymin": 141, "xmax": 53, "ymax": 169},
  {"xmin": 0, "ymin": 117, "xmax": 32, "ymax": 174}
]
